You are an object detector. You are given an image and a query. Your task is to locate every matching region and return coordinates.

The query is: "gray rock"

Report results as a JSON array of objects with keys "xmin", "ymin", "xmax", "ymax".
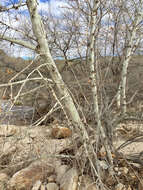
[
  {"xmin": 59, "ymin": 168, "xmax": 78, "ymax": 190},
  {"xmin": 8, "ymin": 160, "xmax": 54, "ymax": 190},
  {"xmin": 55, "ymin": 165, "xmax": 69, "ymax": 184},
  {"xmin": 46, "ymin": 183, "xmax": 59, "ymax": 190}
]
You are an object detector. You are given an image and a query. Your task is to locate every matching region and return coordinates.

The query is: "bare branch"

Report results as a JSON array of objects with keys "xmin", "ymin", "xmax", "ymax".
[
  {"xmin": 0, "ymin": 2, "xmax": 26, "ymax": 12},
  {"xmin": 0, "ymin": 21, "xmax": 36, "ymax": 41},
  {"xmin": 0, "ymin": 34, "xmax": 36, "ymax": 50}
]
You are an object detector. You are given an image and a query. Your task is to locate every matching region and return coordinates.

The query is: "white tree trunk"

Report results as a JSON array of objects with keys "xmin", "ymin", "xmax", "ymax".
[
  {"xmin": 119, "ymin": 12, "xmax": 143, "ymax": 114},
  {"xmin": 26, "ymin": 0, "xmax": 88, "ymax": 138},
  {"xmin": 116, "ymin": 83, "xmax": 121, "ymax": 109},
  {"xmin": 88, "ymin": 0, "xmax": 113, "ymax": 165}
]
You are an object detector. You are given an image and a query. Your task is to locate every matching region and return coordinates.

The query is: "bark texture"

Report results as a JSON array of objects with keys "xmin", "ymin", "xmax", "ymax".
[
  {"xmin": 26, "ymin": 0, "xmax": 87, "ymax": 137},
  {"xmin": 88, "ymin": 0, "xmax": 113, "ymax": 166},
  {"xmin": 119, "ymin": 11, "xmax": 143, "ymax": 114}
]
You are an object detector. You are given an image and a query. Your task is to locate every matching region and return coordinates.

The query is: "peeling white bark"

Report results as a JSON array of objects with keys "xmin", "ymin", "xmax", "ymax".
[{"xmin": 0, "ymin": 35, "xmax": 35, "ymax": 50}]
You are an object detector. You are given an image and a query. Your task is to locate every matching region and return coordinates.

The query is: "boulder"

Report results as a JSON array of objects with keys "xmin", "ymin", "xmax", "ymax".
[
  {"xmin": 8, "ymin": 160, "xmax": 54, "ymax": 190},
  {"xmin": 0, "ymin": 173, "xmax": 9, "ymax": 190}
]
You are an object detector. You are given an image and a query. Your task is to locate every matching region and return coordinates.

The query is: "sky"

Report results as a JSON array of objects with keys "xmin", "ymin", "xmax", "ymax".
[
  {"xmin": 1, "ymin": 0, "xmax": 142, "ymax": 58},
  {"xmin": 1, "ymin": 0, "xmax": 66, "ymax": 16},
  {"xmin": 0, "ymin": 0, "xmax": 120, "ymax": 58},
  {"xmin": 1, "ymin": 0, "xmax": 50, "ymax": 5},
  {"xmin": 0, "ymin": 0, "xmax": 68, "ymax": 58}
]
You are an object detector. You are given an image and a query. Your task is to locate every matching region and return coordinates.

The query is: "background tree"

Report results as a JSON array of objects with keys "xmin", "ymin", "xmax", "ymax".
[{"xmin": 116, "ymin": 1, "xmax": 143, "ymax": 114}]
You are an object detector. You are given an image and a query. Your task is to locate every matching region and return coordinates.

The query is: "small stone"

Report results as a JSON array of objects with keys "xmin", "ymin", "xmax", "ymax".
[
  {"xmin": 120, "ymin": 167, "xmax": 128, "ymax": 174},
  {"xmin": 32, "ymin": 180, "xmax": 41, "ymax": 190},
  {"xmin": 0, "ymin": 173, "xmax": 9, "ymax": 182},
  {"xmin": 51, "ymin": 127, "xmax": 72, "ymax": 139},
  {"xmin": 78, "ymin": 175, "xmax": 96, "ymax": 190},
  {"xmin": 55, "ymin": 165, "xmax": 69, "ymax": 184},
  {"xmin": 115, "ymin": 183, "xmax": 126, "ymax": 190},
  {"xmin": 114, "ymin": 167, "xmax": 119, "ymax": 172},
  {"xmin": 46, "ymin": 182, "xmax": 59, "ymax": 190},
  {"xmin": 40, "ymin": 184, "xmax": 46, "ymax": 190},
  {"xmin": 60, "ymin": 168, "xmax": 78, "ymax": 190},
  {"xmin": 29, "ymin": 130, "xmax": 37, "ymax": 138},
  {"xmin": 99, "ymin": 160, "xmax": 109, "ymax": 170},
  {"xmin": 47, "ymin": 174, "xmax": 56, "ymax": 183}
]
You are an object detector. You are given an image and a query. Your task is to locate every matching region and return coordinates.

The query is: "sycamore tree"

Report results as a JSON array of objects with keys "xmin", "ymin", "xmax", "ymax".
[
  {"xmin": 115, "ymin": 0, "xmax": 143, "ymax": 114},
  {"xmin": 0, "ymin": 1, "xmax": 88, "ymax": 134},
  {"xmin": 0, "ymin": 0, "xmax": 143, "ymax": 188},
  {"xmin": 0, "ymin": 0, "xmax": 114, "ymax": 186}
]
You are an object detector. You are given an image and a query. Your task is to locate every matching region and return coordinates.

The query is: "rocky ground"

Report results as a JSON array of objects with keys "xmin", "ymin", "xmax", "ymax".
[
  {"xmin": 0, "ymin": 50, "xmax": 143, "ymax": 189},
  {"xmin": 0, "ymin": 105, "xmax": 143, "ymax": 190}
]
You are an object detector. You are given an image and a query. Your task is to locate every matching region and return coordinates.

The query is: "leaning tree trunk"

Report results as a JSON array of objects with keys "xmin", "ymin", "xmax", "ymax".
[
  {"xmin": 119, "ymin": 11, "xmax": 143, "ymax": 114},
  {"xmin": 88, "ymin": 0, "xmax": 113, "ymax": 166},
  {"xmin": 26, "ymin": 0, "xmax": 88, "ymax": 138}
]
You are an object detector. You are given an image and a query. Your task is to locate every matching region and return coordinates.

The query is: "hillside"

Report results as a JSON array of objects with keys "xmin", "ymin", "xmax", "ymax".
[{"xmin": 0, "ymin": 49, "xmax": 143, "ymax": 116}]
